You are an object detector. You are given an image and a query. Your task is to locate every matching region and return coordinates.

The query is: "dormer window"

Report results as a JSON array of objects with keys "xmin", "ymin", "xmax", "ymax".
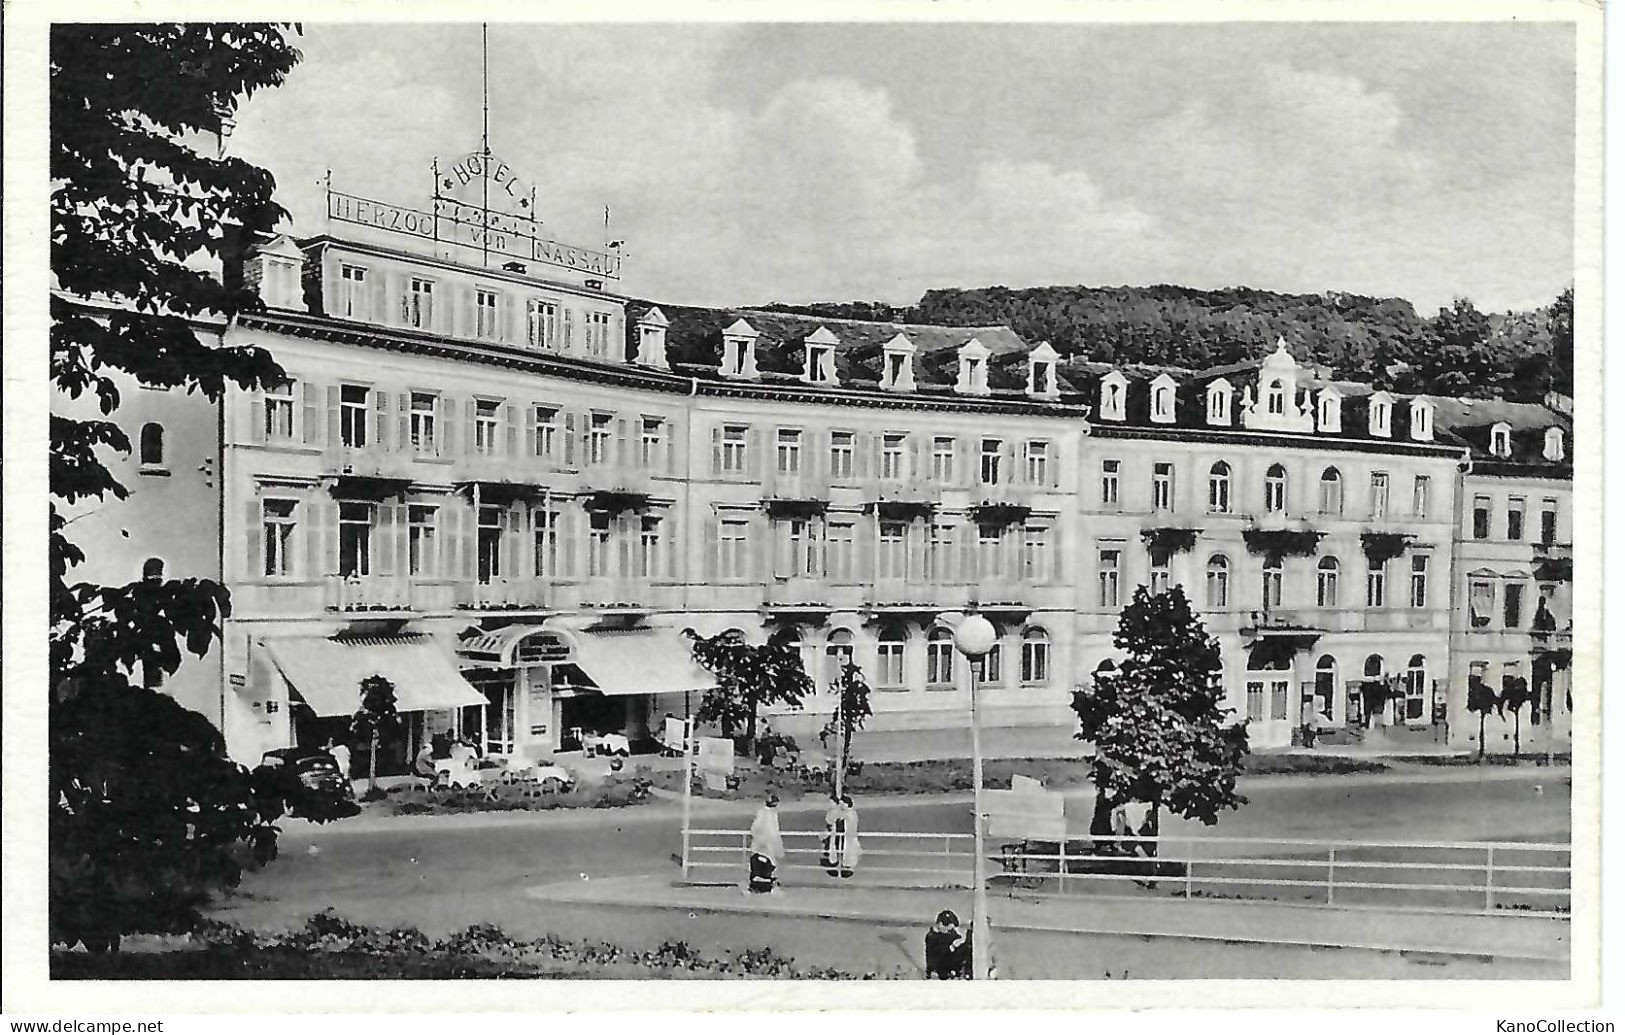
[
  {"xmin": 1408, "ymin": 398, "xmax": 1434, "ymax": 442},
  {"xmin": 1026, "ymin": 341, "xmax": 1060, "ymax": 399},
  {"xmin": 720, "ymin": 318, "xmax": 760, "ymax": 379},
  {"xmin": 802, "ymin": 326, "xmax": 839, "ymax": 385},
  {"xmin": 881, "ymin": 332, "xmax": 916, "ymax": 392},
  {"xmin": 956, "ymin": 338, "xmax": 991, "ymax": 396},
  {"xmin": 1490, "ymin": 422, "xmax": 1513, "ymax": 458},
  {"xmin": 634, "ymin": 307, "xmax": 670, "ymax": 369},
  {"xmin": 1544, "ymin": 426, "xmax": 1565, "ymax": 462},
  {"xmin": 1206, "ymin": 379, "xmax": 1233, "ymax": 425},
  {"xmin": 1368, "ymin": 392, "xmax": 1393, "ymax": 438},
  {"xmin": 1098, "ymin": 371, "xmax": 1127, "ymax": 421},
  {"xmin": 1265, "ymin": 378, "xmax": 1287, "ymax": 416},
  {"xmin": 1150, "ymin": 374, "xmax": 1177, "ymax": 424},
  {"xmin": 1318, "ymin": 388, "xmax": 1342, "ymax": 432}
]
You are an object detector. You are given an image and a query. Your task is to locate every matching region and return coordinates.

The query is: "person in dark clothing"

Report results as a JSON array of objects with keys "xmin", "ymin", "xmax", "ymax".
[{"xmin": 924, "ymin": 909, "xmax": 971, "ymax": 979}]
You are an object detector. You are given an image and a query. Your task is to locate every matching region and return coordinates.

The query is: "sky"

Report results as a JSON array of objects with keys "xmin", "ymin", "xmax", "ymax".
[{"xmin": 229, "ymin": 21, "xmax": 1577, "ymax": 316}]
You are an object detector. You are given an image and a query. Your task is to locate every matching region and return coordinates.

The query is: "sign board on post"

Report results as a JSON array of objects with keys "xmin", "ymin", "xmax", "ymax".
[
  {"xmin": 985, "ymin": 787, "xmax": 1066, "ymax": 842},
  {"xmin": 697, "ymin": 737, "xmax": 734, "ymax": 776},
  {"xmin": 1010, "ymin": 773, "xmax": 1044, "ymax": 795},
  {"xmin": 664, "ymin": 717, "xmax": 687, "ymax": 753}
]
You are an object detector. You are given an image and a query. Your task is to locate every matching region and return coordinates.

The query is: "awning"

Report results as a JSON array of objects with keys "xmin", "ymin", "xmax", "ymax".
[
  {"xmin": 263, "ymin": 635, "xmax": 490, "ymax": 717},
  {"xmin": 568, "ymin": 627, "xmax": 716, "ymax": 697},
  {"xmin": 457, "ymin": 624, "xmax": 574, "ymax": 668}
]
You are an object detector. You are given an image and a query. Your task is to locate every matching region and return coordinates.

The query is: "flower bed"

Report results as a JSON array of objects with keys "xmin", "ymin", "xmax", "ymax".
[{"xmin": 359, "ymin": 769, "xmax": 657, "ymax": 816}]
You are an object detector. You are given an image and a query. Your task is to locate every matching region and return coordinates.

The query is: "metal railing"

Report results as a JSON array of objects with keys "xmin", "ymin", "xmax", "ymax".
[{"xmin": 686, "ymin": 828, "xmax": 1571, "ymax": 918}]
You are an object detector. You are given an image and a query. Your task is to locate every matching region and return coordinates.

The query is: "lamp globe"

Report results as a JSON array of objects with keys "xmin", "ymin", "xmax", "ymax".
[{"xmin": 953, "ymin": 613, "xmax": 998, "ymax": 659}]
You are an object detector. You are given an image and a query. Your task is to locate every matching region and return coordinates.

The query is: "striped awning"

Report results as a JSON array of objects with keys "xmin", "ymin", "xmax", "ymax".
[
  {"xmin": 263, "ymin": 635, "xmax": 489, "ymax": 717},
  {"xmin": 569, "ymin": 627, "xmax": 716, "ymax": 697}
]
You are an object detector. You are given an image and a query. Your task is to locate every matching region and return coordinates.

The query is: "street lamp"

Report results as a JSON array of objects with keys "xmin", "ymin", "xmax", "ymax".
[{"xmin": 951, "ymin": 610, "xmax": 997, "ymax": 980}]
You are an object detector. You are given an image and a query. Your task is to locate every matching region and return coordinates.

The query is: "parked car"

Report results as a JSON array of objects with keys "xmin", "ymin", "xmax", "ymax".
[{"xmin": 252, "ymin": 747, "xmax": 357, "ymax": 820}]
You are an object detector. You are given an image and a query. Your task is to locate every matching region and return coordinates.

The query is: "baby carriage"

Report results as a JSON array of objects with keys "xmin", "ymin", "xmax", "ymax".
[{"xmin": 748, "ymin": 852, "xmax": 778, "ymax": 894}]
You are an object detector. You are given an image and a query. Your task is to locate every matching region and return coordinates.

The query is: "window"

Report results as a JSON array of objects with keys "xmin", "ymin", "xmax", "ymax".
[
  {"xmin": 928, "ymin": 522, "xmax": 957, "ymax": 583},
  {"xmin": 1098, "ymin": 547, "xmax": 1121, "ymax": 608},
  {"xmin": 931, "ymin": 437, "xmax": 956, "ymax": 483},
  {"xmin": 1507, "ymin": 497, "xmax": 1526, "ymax": 541},
  {"xmin": 877, "ymin": 625, "xmax": 907, "ymax": 688},
  {"xmin": 878, "ymin": 522, "xmax": 907, "ymax": 579},
  {"xmin": 1021, "ymin": 628, "xmax": 1051, "ymax": 684},
  {"xmin": 1365, "ymin": 557, "xmax": 1386, "ymax": 607},
  {"xmin": 1369, "ymin": 472, "xmax": 1390, "ymax": 519},
  {"xmin": 587, "ymin": 413, "xmax": 613, "ymax": 465},
  {"xmin": 475, "ymin": 400, "xmax": 501, "ymax": 455},
  {"xmin": 340, "ymin": 385, "xmax": 369, "ymax": 448},
  {"xmin": 1472, "ymin": 496, "xmax": 1491, "ymax": 540},
  {"xmin": 338, "ymin": 502, "xmax": 372, "ymax": 577},
  {"xmin": 1319, "ymin": 391, "xmax": 1342, "ymax": 432},
  {"xmin": 640, "ymin": 418, "xmax": 666, "ymax": 469},
  {"xmin": 1099, "ymin": 377, "xmax": 1125, "ymax": 420},
  {"xmin": 586, "ymin": 312, "xmax": 613, "ymax": 358},
  {"xmin": 1469, "ymin": 578, "xmax": 1495, "ymax": 628},
  {"xmin": 1246, "ymin": 681, "xmax": 1265, "ymax": 722},
  {"xmin": 927, "ymin": 628, "xmax": 955, "ymax": 687},
  {"xmin": 825, "ymin": 630, "xmax": 855, "ymax": 684},
  {"xmin": 1409, "ymin": 554, "xmax": 1429, "ymax": 608},
  {"xmin": 534, "ymin": 406, "xmax": 560, "ymax": 461},
  {"xmin": 475, "ymin": 288, "xmax": 500, "ymax": 340},
  {"xmin": 980, "ymin": 439, "xmax": 1002, "ymax": 485},
  {"xmin": 777, "ymin": 429, "xmax": 802, "ymax": 475},
  {"xmin": 975, "ymin": 641, "xmax": 1003, "ymax": 685},
  {"xmin": 1264, "ymin": 464, "xmax": 1287, "ymax": 514},
  {"xmin": 1101, "ymin": 460, "xmax": 1121, "ymax": 510},
  {"xmin": 826, "ymin": 522, "xmax": 855, "ymax": 581},
  {"xmin": 1152, "ymin": 462, "xmax": 1175, "ymax": 511},
  {"xmin": 586, "ymin": 511, "xmax": 613, "ymax": 577},
  {"xmin": 721, "ymin": 424, "xmax": 748, "ymax": 474},
  {"xmin": 339, "ymin": 264, "xmax": 367, "ymax": 319},
  {"xmin": 405, "ymin": 277, "xmax": 434, "ymax": 329},
  {"xmin": 1205, "ymin": 555, "xmax": 1229, "ymax": 609},
  {"xmin": 478, "ymin": 506, "xmax": 505, "ymax": 583},
  {"xmin": 527, "ymin": 299, "xmax": 559, "ymax": 350},
  {"xmin": 1370, "ymin": 399, "xmax": 1392, "ymax": 437},
  {"xmin": 1021, "ymin": 526, "xmax": 1049, "ymax": 581},
  {"xmin": 1540, "ymin": 499, "xmax": 1559, "ymax": 545},
  {"xmin": 1405, "ymin": 655, "xmax": 1428, "ymax": 722},
  {"xmin": 1544, "ymin": 427, "xmax": 1565, "ymax": 462},
  {"xmin": 1208, "ymin": 461, "xmax": 1232, "ymax": 514},
  {"xmin": 1318, "ymin": 467, "xmax": 1343, "ymax": 515},
  {"xmin": 139, "ymin": 422, "xmax": 165, "ymax": 468},
  {"xmin": 264, "ymin": 381, "xmax": 295, "ymax": 440},
  {"xmin": 409, "ymin": 392, "xmax": 437, "ymax": 454},
  {"xmin": 1148, "ymin": 550, "xmax": 1171, "ymax": 596},
  {"xmin": 263, "ymin": 499, "xmax": 297, "ymax": 577},
  {"xmin": 880, "ymin": 434, "xmax": 907, "ymax": 480},
  {"xmin": 638, "ymin": 516, "xmax": 664, "ymax": 578},
  {"xmin": 1316, "ymin": 557, "xmax": 1340, "ymax": 608},
  {"xmin": 829, "ymin": 432, "xmax": 855, "ymax": 479},
  {"xmin": 781, "ymin": 518, "xmax": 821, "ymax": 578},
  {"xmin": 1152, "ymin": 384, "xmax": 1174, "ymax": 420},
  {"xmin": 719, "ymin": 519, "xmax": 750, "ymax": 579},
  {"xmin": 406, "ymin": 505, "xmax": 437, "ymax": 577},
  {"xmin": 532, "ymin": 508, "xmax": 560, "ymax": 577},
  {"xmin": 978, "ymin": 524, "xmax": 1004, "ymax": 580},
  {"xmin": 1490, "ymin": 423, "xmax": 1512, "ymax": 458},
  {"xmin": 806, "ymin": 344, "xmax": 835, "ymax": 384},
  {"xmin": 1262, "ymin": 558, "xmax": 1284, "ymax": 609},
  {"xmin": 1024, "ymin": 441, "xmax": 1050, "ymax": 484},
  {"xmin": 1207, "ymin": 382, "xmax": 1231, "ymax": 424},
  {"xmin": 1265, "ymin": 378, "xmax": 1286, "ymax": 416},
  {"xmin": 1504, "ymin": 582, "xmax": 1525, "ymax": 629},
  {"xmin": 1412, "ymin": 475, "xmax": 1431, "ymax": 519}
]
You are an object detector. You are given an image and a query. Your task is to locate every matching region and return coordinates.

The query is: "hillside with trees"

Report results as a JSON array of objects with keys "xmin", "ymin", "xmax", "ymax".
[{"xmin": 752, "ymin": 284, "xmax": 1573, "ymax": 402}]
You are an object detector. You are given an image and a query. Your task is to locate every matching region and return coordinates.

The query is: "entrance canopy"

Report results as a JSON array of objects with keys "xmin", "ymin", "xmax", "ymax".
[
  {"xmin": 264, "ymin": 635, "xmax": 489, "ymax": 717},
  {"xmin": 569, "ymin": 627, "xmax": 716, "ymax": 697},
  {"xmin": 457, "ymin": 624, "xmax": 573, "ymax": 668}
]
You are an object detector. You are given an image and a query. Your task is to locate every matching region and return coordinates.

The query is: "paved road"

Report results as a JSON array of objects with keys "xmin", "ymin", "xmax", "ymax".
[{"xmin": 211, "ymin": 769, "xmax": 1569, "ymax": 979}]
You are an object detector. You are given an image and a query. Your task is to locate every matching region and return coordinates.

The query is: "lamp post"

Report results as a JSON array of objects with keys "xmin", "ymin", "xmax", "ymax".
[{"xmin": 951, "ymin": 610, "xmax": 997, "ymax": 980}]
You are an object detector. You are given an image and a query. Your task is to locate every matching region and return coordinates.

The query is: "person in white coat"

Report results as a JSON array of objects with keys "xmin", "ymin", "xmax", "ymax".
[
  {"xmin": 822, "ymin": 794, "xmax": 862, "ymax": 877},
  {"xmin": 748, "ymin": 793, "xmax": 784, "ymax": 894}
]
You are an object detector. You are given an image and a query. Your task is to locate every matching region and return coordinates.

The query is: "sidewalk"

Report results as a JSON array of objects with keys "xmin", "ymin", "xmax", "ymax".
[{"xmin": 525, "ymin": 872, "xmax": 1570, "ymax": 963}]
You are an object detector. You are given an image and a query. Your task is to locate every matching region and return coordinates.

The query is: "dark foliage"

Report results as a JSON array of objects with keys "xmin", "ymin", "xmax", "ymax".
[
  {"xmin": 1466, "ymin": 676, "xmax": 1500, "ymax": 761},
  {"xmin": 686, "ymin": 628, "xmax": 813, "ymax": 752},
  {"xmin": 820, "ymin": 661, "xmax": 874, "ymax": 791}
]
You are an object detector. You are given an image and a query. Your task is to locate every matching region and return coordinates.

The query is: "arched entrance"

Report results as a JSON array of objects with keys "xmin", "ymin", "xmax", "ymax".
[
  {"xmin": 1313, "ymin": 654, "xmax": 1338, "ymax": 723},
  {"xmin": 1245, "ymin": 647, "xmax": 1294, "ymax": 747}
]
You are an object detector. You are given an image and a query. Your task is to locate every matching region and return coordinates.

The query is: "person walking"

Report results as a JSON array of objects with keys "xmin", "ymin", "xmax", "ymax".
[
  {"xmin": 924, "ymin": 910, "xmax": 969, "ymax": 979},
  {"xmin": 747, "ymin": 793, "xmax": 784, "ymax": 894},
  {"xmin": 327, "ymin": 738, "xmax": 352, "ymax": 790},
  {"xmin": 822, "ymin": 794, "xmax": 862, "ymax": 878}
]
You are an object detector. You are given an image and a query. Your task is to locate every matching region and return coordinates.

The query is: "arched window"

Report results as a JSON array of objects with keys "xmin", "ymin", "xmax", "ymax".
[
  {"xmin": 977, "ymin": 638, "xmax": 1004, "ymax": 686},
  {"xmin": 777, "ymin": 627, "xmax": 818, "ymax": 688},
  {"xmin": 1318, "ymin": 467, "xmax": 1343, "ymax": 515},
  {"xmin": 1020, "ymin": 627, "xmax": 1051, "ymax": 685},
  {"xmin": 139, "ymin": 422, "xmax": 165, "ymax": 468},
  {"xmin": 1266, "ymin": 378, "xmax": 1286, "ymax": 415},
  {"xmin": 825, "ymin": 629, "xmax": 854, "ymax": 684},
  {"xmin": 1205, "ymin": 554, "xmax": 1230, "ymax": 609},
  {"xmin": 1404, "ymin": 654, "xmax": 1428, "ymax": 722},
  {"xmin": 1152, "ymin": 384, "xmax": 1173, "ymax": 420},
  {"xmin": 926, "ymin": 627, "xmax": 955, "ymax": 687},
  {"xmin": 1207, "ymin": 461, "xmax": 1232, "ymax": 514},
  {"xmin": 1544, "ymin": 427, "xmax": 1565, "ymax": 462},
  {"xmin": 1316, "ymin": 556, "xmax": 1340, "ymax": 607},
  {"xmin": 1314, "ymin": 654, "xmax": 1338, "ymax": 719},
  {"xmin": 876, "ymin": 623, "xmax": 908, "ymax": 688},
  {"xmin": 1365, "ymin": 555, "xmax": 1387, "ymax": 607},
  {"xmin": 1264, "ymin": 464, "xmax": 1287, "ymax": 514},
  {"xmin": 1261, "ymin": 557, "xmax": 1284, "ymax": 609},
  {"xmin": 1490, "ymin": 422, "xmax": 1512, "ymax": 458},
  {"xmin": 142, "ymin": 557, "xmax": 165, "ymax": 583},
  {"xmin": 1363, "ymin": 654, "xmax": 1385, "ymax": 679}
]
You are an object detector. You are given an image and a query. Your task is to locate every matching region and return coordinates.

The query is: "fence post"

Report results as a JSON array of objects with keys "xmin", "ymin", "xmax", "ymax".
[
  {"xmin": 1058, "ymin": 837, "xmax": 1067, "ymax": 895},
  {"xmin": 1183, "ymin": 840, "xmax": 1193, "ymax": 900},
  {"xmin": 1326, "ymin": 848, "xmax": 1336, "ymax": 906},
  {"xmin": 1484, "ymin": 846, "xmax": 1495, "ymax": 913}
]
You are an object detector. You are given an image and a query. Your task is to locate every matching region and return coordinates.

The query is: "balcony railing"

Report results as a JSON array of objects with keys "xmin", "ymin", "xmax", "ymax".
[
  {"xmin": 576, "ymin": 576, "xmax": 679, "ymax": 611},
  {"xmin": 325, "ymin": 575, "xmax": 453, "ymax": 614},
  {"xmin": 763, "ymin": 576, "xmax": 832, "ymax": 609},
  {"xmin": 456, "ymin": 577, "xmax": 560, "ymax": 612}
]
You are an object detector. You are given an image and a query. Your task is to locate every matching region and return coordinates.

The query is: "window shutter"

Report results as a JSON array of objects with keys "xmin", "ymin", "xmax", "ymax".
[
  {"xmin": 1049, "ymin": 441, "xmax": 1061, "ymax": 488},
  {"xmin": 460, "ymin": 501, "xmax": 477, "ymax": 580},
  {"xmin": 857, "ymin": 515, "xmax": 877, "ymax": 582},
  {"xmin": 442, "ymin": 396, "xmax": 458, "ymax": 456},
  {"xmin": 375, "ymin": 504, "xmax": 397, "ymax": 576},
  {"xmin": 704, "ymin": 514, "xmax": 720, "ymax": 581},
  {"xmin": 319, "ymin": 498, "xmax": 339, "ymax": 578},
  {"xmin": 616, "ymin": 418, "xmax": 629, "ymax": 469},
  {"xmin": 465, "ymin": 403, "xmax": 478, "ymax": 456},
  {"xmin": 906, "ymin": 523, "xmax": 926, "ymax": 581},
  {"xmin": 747, "ymin": 425, "xmax": 763, "ymax": 481},
  {"xmin": 563, "ymin": 308, "xmax": 575, "ymax": 353},
  {"xmin": 562, "ymin": 506, "xmax": 579, "ymax": 578},
  {"xmin": 855, "ymin": 431, "xmax": 871, "ymax": 480},
  {"xmin": 873, "ymin": 434, "xmax": 886, "ymax": 480},
  {"xmin": 617, "ymin": 517, "xmax": 632, "ymax": 579},
  {"xmin": 666, "ymin": 421, "xmax": 680, "ymax": 476},
  {"xmin": 326, "ymin": 386, "xmax": 341, "ymax": 446},
  {"xmin": 370, "ymin": 269, "xmax": 390, "ymax": 324},
  {"xmin": 524, "ymin": 404, "xmax": 538, "ymax": 459},
  {"xmin": 302, "ymin": 382, "xmax": 320, "ymax": 445},
  {"xmin": 960, "ymin": 524, "xmax": 976, "ymax": 582},
  {"xmin": 504, "ymin": 405, "xmax": 518, "ymax": 458},
  {"xmin": 506, "ymin": 507, "xmax": 523, "ymax": 578},
  {"xmin": 564, "ymin": 412, "xmax": 577, "ymax": 467},
  {"xmin": 747, "ymin": 514, "xmax": 768, "ymax": 580},
  {"xmin": 322, "ymin": 259, "xmax": 342, "ymax": 318},
  {"xmin": 245, "ymin": 498, "xmax": 263, "ymax": 579},
  {"xmin": 443, "ymin": 504, "xmax": 461, "ymax": 580},
  {"xmin": 374, "ymin": 391, "xmax": 391, "ymax": 451},
  {"xmin": 397, "ymin": 393, "xmax": 410, "ymax": 450},
  {"xmin": 457, "ymin": 284, "xmax": 476, "ymax": 338},
  {"xmin": 710, "ymin": 426, "xmax": 723, "ymax": 476},
  {"xmin": 245, "ymin": 388, "xmax": 265, "ymax": 444},
  {"xmin": 1003, "ymin": 440, "xmax": 1018, "ymax": 486}
]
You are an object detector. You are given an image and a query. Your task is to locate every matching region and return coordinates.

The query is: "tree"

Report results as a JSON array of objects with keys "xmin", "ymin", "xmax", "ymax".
[
  {"xmin": 820, "ymin": 661, "xmax": 874, "ymax": 795},
  {"xmin": 1500, "ymin": 675, "xmax": 1532, "ymax": 757},
  {"xmin": 48, "ymin": 24, "xmax": 302, "ymax": 951},
  {"xmin": 351, "ymin": 675, "xmax": 401, "ymax": 794},
  {"xmin": 686, "ymin": 628, "xmax": 813, "ymax": 754},
  {"xmin": 1071, "ymin": 586, "xmax": 1250, "ymax": 848},
  {"xmin": 1547, "ymin": 286, "xmax": 1574, "ymax": 397},
  {"xmin": 1465, "ymin": 674, "xmax": 1500, "ymax": 761}
]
